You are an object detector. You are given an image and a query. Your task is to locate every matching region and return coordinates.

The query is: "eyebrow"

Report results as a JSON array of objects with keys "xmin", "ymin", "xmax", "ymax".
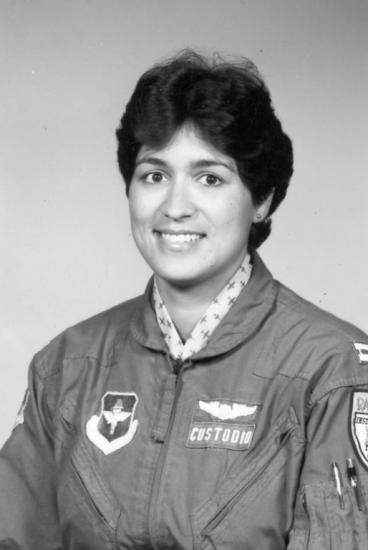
[
  {"xmin": 135, "ymin": 156, "xmax": 236, "ymax": 173},
  {"xmin": 135, "ymin": 157, "xmax": 167, "ymax": 168}
]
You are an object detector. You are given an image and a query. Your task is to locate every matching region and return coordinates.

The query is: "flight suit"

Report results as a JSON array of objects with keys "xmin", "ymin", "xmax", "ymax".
[{"xmin": 1, "ymin": 254, "xmax": 368, "ymax": 549}]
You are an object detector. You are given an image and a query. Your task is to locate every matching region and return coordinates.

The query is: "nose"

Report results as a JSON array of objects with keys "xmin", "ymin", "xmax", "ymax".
[{"xmin": 161, "ymin": 178, "xmax": 196, "ymax": 220}]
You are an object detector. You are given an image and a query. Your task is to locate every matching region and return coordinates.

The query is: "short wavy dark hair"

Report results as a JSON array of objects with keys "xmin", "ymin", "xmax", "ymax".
[{"xmin": 116, "ymin": 50, "xmax": 293, "ymax": 251}]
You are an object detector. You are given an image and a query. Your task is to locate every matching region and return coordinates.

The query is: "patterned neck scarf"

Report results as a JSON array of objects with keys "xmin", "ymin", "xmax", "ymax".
[{"xmin": 153, "ymin": 254, "xmax": 252, "ymax": 360}]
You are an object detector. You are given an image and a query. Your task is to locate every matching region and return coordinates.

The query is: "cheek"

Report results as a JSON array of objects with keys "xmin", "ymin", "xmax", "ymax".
[
  {"xmin": 219, "ymin": 200, "xmax": 248, "ymax": 232},
  {"xmin": 129, "ymin": 209, "xmax": 148, "ymax": 247},
  {"xmin": 128, "ymin": 192, "xmax": 152, "ymax": 227},
  {"xmin": 233, "ymin": 195, "xmax": 255, "ymax": 227}
]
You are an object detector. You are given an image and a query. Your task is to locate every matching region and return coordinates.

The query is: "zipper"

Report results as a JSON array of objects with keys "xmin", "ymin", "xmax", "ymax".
[
  {"xmin": 301, "ymin": 488, "xmax": 311, "ymax": 550},
  {"xmin": 201, "ymin": 423, "xmax": 295, "ymax": 537},
  {"xmin": 147, "ymin": 357, "xmax": 190, "ymax": 547}
]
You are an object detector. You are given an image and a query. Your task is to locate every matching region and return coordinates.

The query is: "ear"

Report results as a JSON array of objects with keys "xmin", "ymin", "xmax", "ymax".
[{"xmin": 253, "ymin": 189, "xmax": 274, "ymax": 223}]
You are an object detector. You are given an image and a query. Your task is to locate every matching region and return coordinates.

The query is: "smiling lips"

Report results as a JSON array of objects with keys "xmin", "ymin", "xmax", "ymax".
[{"xmin": 155, "ymin": 231, "xmax": 205, "ymax": 245}]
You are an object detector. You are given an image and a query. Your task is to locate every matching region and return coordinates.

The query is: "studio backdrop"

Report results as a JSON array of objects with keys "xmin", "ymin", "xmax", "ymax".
[{"xmin": 1, "ymin": 0, "xmax": 367, "ymax": 445}]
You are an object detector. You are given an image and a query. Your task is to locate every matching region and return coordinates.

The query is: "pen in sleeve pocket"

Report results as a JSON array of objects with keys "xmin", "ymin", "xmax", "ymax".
[
  {"xmin": 346, "ymin": 457, "xmax": 363, "ymax": 511},
  {"xmin": 331, "ymin": 462, "xmax": 344, "ymax": 509}
]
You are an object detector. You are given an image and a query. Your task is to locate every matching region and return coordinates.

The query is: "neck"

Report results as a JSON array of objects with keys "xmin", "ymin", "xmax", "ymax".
[
  {"xmin": 155, "ymin": 282, "xmax": 216, "ymax": 341},
  {"xmin": 155, "ymin": 257, "xmax": 248, "ymax": 340}
]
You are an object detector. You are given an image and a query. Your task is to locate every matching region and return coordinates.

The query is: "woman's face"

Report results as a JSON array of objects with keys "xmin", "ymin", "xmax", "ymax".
[{"xmin": 128, "ymin": 124, "xmax": 260, "ymax": 294}]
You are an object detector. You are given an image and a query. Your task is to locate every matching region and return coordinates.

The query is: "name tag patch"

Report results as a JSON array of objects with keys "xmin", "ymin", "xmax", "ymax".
[{"xmin": 186, "ymin": 399, "xmax": 258, "ymax": 451}]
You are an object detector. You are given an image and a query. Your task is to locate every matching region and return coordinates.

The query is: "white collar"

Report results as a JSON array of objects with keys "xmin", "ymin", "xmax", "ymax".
[{"xmin": 153, "ymin": 254, "xmax": 252, "ymax": 360}]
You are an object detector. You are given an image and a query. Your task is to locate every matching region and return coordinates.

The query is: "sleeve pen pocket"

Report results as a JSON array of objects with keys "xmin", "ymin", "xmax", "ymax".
[{"xmin": 289, "ymin": 465, "xmax": 368, "ymax": 550}]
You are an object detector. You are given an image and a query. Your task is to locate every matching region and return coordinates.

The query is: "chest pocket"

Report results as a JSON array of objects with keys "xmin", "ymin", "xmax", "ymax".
[
  {"xmin": 57, "ymin": 435, "xmax": 121, "ymax": 549},
  {"xmin": 191, "ymin": 407, "xmax": 305, "ymax": 550}
]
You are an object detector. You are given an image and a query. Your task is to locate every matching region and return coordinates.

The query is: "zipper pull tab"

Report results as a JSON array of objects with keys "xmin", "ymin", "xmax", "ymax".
[{"xmin": 172, "ymin": 358, "xmax": 184, "ymax": 375}]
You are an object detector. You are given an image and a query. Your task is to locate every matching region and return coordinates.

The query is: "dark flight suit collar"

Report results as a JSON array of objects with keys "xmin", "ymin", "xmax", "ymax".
[{"xmin": 129, "ymin": 253, "xmax": 277, "ymax": 360}]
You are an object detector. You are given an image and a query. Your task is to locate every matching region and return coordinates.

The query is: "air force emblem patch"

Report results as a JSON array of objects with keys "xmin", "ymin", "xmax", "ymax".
[
  {"xmin": 350, "ymin": 391, "xmax": 368, "ymax": 469},
  {"xmin": 86, "ymin": 392, "xmax": 139, "ymax": 455}
]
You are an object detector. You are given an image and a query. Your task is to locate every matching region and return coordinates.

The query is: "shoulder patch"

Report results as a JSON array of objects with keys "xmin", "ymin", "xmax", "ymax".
[
  {"xmin": 86, "ymin": 391, "xmax": 139, "ymax": 455},
  {"xmin": 13, "ymin": 389, "xmax": 30, "ymax": 430},
  {"xmin": 350, "ymin": 391, "xmax": 368, "ymax": 470},
  {"xmin": 353, "ymin": 342, "xmax": 368, "ymax": 365}
]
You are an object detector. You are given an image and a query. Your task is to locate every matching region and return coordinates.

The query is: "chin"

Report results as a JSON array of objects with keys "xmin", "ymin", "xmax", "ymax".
[
  {"xmin": 154, "ymin": 266, "xmax": 204, "ymax": 287},
  {"xmin": 158, "ymin": 272, "xmax": 198, "ymax": 286}
]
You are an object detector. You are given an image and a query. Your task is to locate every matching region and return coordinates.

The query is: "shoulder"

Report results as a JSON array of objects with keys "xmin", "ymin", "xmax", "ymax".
[
  {"xmin": 272, "ymin": 280, "xmax": 368, "ymax": 394},
  {"xmin": 276, "ymin": 281, "xmax": 367, "ymax": 343},
  {"xmin": 33, "ymin": 293, "xmax": 145, "ymax": 379},
  {"xmin": 253, "ymin": 254, "xmax": 367, "ymax": 349}
]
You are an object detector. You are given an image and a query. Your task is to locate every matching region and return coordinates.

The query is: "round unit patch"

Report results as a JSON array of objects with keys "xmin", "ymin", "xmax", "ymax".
[{"xmin": 350, "ymin": 391, "xmax": 368, "ymax": 469}]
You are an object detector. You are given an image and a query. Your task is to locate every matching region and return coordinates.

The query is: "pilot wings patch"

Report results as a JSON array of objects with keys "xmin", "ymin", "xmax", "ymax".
[{"xmin": 198, "ymin": 400, "xmax": 258, "ymax": 420}]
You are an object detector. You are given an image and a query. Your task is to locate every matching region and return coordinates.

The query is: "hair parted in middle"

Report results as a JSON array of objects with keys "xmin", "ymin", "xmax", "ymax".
[{"xmin": 116, "ymin": 49, "xmax": 293, "ymax": 251}]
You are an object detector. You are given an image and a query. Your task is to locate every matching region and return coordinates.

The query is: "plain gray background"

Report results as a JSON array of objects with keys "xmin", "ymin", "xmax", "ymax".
[{"xmin": 1, "ymin": 0, "xmax": 367, "ymax": 445}]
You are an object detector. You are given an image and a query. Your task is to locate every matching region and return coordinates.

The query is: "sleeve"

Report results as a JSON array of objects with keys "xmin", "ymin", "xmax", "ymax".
[
  {"xmin": 288, "ymin": 344, "xmax": 368, "ymax": 549},
  {"xmin": 0, "ymin": 357, "xmax": 61, "ymax": 549}
]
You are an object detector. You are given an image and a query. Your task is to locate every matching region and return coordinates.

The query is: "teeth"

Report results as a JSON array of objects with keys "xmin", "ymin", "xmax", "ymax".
[{"xmin": 160, "ymin": 233, "xmax": 202, "ymax": 244}]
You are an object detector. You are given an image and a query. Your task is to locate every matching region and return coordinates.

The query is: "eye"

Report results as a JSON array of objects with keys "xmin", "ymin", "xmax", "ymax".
[
  {"xmin": 198, "ymin": 173, "xmax": 224, "ymax": 187},
  {"xmin": 143, "ymin": 171, "xmax": 167, "ymax": 184}
]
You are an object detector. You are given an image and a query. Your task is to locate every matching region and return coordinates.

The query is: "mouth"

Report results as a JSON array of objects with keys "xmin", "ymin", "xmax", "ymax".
[{"xmin": 154, "ymin": 230, "xmax": 205, "ymax": 247}]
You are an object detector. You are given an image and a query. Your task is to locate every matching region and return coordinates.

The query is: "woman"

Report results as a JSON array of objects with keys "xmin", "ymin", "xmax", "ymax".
[{"xmin": 1, "ymin": 50, "xmax": 368, "ymax": 549}]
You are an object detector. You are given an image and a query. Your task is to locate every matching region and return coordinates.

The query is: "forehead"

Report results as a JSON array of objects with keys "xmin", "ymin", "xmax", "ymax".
[{"xmin": 135, "ymin": 124, "xmax": 237, "ymax": 170}]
